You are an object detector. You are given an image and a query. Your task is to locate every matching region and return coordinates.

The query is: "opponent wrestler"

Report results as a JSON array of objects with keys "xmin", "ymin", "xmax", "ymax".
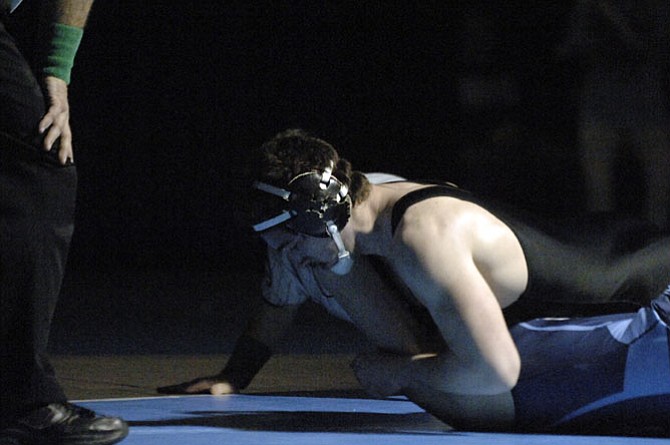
[{"xmin": 160, "ymin": 129, "xmax": 670, "ymax": 432}]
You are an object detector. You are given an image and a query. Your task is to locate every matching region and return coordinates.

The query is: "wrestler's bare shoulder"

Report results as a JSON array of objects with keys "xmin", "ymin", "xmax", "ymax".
[
  {"xmin": 393, "ymin": 192, "xmax": 488, "ymax": 241},
  {"xmin": 391, "ymin": 193, "xmax": 528, "ymax": 307}
]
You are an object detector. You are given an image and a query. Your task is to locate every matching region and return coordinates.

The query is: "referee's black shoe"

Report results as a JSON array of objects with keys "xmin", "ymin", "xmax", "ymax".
[{"xmin": 0, "ymin": 402, "xmax": 128, "ymax": 445}]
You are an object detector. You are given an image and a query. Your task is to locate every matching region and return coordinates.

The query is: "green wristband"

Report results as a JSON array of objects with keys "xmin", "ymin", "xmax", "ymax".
[{"xmin": 42, "ymin": 23, "xmax": 84, "ymax": 85}]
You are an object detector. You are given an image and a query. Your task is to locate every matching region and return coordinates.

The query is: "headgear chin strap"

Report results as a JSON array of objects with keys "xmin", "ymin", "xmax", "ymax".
[
  {"xmin": 326, "ymin": 221, "xmax": 353, "ymax": 275},
  {"xmin": 252, "ymin": 162, "xmax": 354, "ymax": 274}
]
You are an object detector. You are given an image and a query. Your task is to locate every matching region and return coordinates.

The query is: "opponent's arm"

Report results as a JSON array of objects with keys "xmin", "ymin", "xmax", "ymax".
[
  {"xmin": 210, "ymin": 300, "xmax": 300, "ymax": 393},
  {"xmin": 157, "ymin": 300, "xmax": 300, "ymax": 395},
  {"xmin": 39, "ymin": 0, "xmax": 94, "ymax": 164},
  {"xmin": 205, "ymin": 255, "xmax": 423, "ymax": 393}
]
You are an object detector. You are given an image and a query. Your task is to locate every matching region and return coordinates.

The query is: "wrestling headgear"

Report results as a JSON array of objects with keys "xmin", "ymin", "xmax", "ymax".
[{"xmin": 251, "ymin": 162, "xmax": 354, "ymax": 275}]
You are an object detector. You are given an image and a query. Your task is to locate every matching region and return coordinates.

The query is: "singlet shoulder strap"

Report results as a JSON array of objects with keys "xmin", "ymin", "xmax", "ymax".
[{"xmin": 391, "ymin": 184, "xmax": 473, "ymax": 235}]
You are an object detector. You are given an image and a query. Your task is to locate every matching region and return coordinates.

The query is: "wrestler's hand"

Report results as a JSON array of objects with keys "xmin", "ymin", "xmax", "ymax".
[
  {"xmin": 350, "ymin": 351, "xmax": 411, "ymax": 398},
  {"xmin": 39, "ymin": 76, "xmax": 73, "ymax": 165},
  {"xmin": 157, "ymin": 375, "xmax": 238, "ymax": 396}
]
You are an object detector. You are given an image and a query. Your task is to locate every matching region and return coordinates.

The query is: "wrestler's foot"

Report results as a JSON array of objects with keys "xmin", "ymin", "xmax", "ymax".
[
  {"xmin": 157, "ymin": 377, "xmax": 235, "ymax": 395},
  {"xmin": 1, "ymin": 402, "xmax": 128, "ymax": 445}
]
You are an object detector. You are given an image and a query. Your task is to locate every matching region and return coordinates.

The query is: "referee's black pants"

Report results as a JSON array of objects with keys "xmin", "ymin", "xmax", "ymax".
[{"xmin": 0, "ymin": 14, "xmax": 74, "ymax": 422}]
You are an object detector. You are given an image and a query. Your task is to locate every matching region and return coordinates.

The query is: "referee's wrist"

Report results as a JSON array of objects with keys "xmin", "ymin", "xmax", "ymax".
[{"xmin": 43, "ymin": 23, "xmax": 83, "ymax": 84}]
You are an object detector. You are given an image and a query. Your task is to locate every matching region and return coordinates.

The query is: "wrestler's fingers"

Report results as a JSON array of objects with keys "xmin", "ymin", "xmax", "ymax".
[
  {"xmin": 156, "ymin": 377, "xmax": 217, "ymax": 395},
  {"xmin": 210, "ymin": 382, "xmax": 236, "ymax": 395},
  {"xmin": 183, "ymin": 379, "xmax": 218, "ymax": 394}
]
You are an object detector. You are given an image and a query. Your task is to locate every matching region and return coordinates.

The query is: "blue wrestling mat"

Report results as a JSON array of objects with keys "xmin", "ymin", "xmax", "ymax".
[{"xmin": 78, "ymin": 394, "xmax": 670, "ymax": 445}]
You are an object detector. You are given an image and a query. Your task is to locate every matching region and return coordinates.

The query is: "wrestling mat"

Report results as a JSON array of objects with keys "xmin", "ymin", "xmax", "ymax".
[{"xmin": 79, "ymin": 394, "xmax": 670, "ymax": 445}]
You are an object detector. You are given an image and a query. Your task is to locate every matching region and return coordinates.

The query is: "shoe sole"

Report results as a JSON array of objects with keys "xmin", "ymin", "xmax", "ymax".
[
  {"xmin": 60, "ymin": 424, "xmax": 129, "ymax": 445},
  {"xmin": 3, "ymin": 424, "xmax": 128, "ymax": 445}
]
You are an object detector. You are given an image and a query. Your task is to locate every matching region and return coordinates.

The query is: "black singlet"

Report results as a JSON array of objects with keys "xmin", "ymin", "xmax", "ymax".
[{"xmin": 390, "ymin": 185, "xmax": 670, "ymax": 324}]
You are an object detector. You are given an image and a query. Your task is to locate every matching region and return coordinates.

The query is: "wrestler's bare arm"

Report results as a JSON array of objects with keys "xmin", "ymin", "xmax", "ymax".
[
  {"xmin": 390, "ymin": 202, "xmax": 522, "ymax": 396},
  {"xmin": 347, "ymin": 204, "xmax": 520, "ymax": 429}
]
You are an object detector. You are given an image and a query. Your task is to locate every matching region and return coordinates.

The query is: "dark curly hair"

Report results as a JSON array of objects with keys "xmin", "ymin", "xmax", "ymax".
[{"xmin": 252, "ymin": 129, "xmax": 371, "ymax": 204}]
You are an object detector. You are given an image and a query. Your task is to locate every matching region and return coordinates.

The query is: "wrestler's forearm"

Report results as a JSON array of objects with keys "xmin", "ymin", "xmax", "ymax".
[
  {"xmin": 219, "ymin": 301, "xmax": 299, "ymax": 389},
  {"xmin": 218, "ymin": 334, "xmax": 272, "ymax": 390},
  {"xmin": 405, "ymin": 351, "xmax": 517, "ymax": 396},
  {"xmin": 244, "ymin": 300, "xmax": 300, "ymax": 349}
]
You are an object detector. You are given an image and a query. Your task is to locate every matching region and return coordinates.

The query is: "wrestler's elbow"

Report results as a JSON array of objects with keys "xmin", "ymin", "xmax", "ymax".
[
  {"xmin": 466, "ymin": 350, "xmax": 520, "ymax": 394},
  {"xmin": 428, "ymin": 352, "xmax": 520, "ymax": 395},
  {"xmin": 464, "ymin": 361, "xmax": 519, "ymax": 395},
  {"xmin": 500, "ymin": 357, "xmax": 520, "ymax": 391},
  {"xmin": 490, "ymin": 349, "xmax": 520, "ymax": 393}
]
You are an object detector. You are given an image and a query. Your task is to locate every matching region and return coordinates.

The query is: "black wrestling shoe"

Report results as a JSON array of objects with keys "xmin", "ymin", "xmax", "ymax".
[{"xmin": 1, "ymin": 402, "xmax": 128, "ymax": 445}]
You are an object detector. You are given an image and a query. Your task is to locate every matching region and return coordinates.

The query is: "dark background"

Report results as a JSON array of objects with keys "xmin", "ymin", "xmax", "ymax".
[
  {"xmin": 63, "ymin": 1, "xmax": 582, "ymax": 272},
  {"xmin": 9, "ymin": 1, "xmax": 652, "ymax": 355}
]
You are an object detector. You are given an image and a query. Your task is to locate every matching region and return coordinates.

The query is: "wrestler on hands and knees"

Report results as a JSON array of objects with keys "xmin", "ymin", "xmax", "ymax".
[{"xmin": 160, "ymin": 129, "xmax": 670, "ymax": 434}]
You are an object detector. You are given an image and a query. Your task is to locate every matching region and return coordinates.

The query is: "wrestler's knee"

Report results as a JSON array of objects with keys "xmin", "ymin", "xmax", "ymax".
[{"xmin": 403, "ymin": 385, "xmax": 515, "ymax": 432}]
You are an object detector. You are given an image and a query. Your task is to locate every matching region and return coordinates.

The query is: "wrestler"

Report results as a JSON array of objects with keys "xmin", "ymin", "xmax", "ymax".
[{"xmin": 160, "ymin": 129, "xmax": 670, "ymax": 432}]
